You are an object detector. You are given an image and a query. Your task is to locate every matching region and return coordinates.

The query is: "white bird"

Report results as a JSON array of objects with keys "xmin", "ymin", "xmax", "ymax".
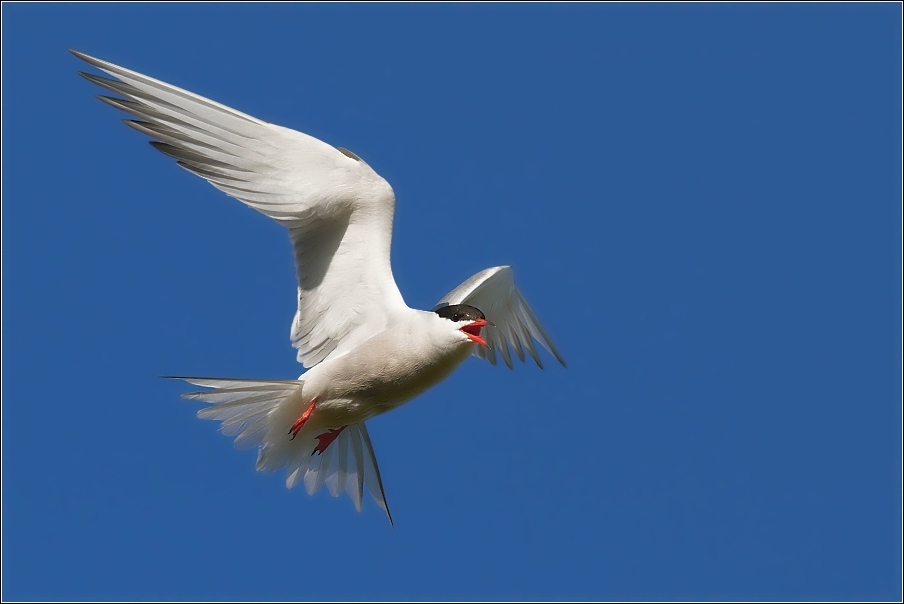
[{"xmin": 72, "ymin": 50, "xmax": 565, "ymax": 524}]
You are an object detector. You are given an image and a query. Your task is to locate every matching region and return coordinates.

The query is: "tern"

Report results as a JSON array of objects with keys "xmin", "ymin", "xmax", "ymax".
[{"xmin": 72, "ymin": 50, "xmax": 565, "ymax": 524}]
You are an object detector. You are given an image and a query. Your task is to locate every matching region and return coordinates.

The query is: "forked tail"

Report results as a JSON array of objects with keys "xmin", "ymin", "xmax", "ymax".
[{"xmin": 169, "ymin": 377, "xmax": 392, "ymax": 525}]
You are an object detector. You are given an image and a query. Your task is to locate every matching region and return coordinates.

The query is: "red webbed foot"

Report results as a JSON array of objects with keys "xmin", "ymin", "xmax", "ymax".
[{"xmin": 313, "ymin": 426, "xmax": 347, "ymax": 455}]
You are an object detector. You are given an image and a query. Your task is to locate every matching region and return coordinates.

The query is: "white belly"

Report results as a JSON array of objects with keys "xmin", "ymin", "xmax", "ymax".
[{"xmin": 300, "ymin": 326, "xmax": 473, "ymax": 427}]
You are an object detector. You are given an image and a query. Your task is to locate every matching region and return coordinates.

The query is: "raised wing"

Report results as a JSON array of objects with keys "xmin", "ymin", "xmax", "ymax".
[
  {"xmin": 433, "ymin": 266, "xmax": 565, "ymax": 369},
  {"xmin": 72, "ymin": 50, "xmax": 407, "ymax": 368}
]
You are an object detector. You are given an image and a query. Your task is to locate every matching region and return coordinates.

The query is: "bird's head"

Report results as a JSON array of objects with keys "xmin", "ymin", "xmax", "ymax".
[{"xmin": 433, "ymin": 304, "xmax": 491, "ymax": 347}]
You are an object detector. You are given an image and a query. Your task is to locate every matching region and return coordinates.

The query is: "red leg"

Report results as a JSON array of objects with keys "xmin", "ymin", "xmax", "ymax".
[
  {"xmin": 313, "ymin": 426, "xmax": 347, "ymax": 455},
  {"xmin": 288, "ymin": 399, "xmax": 316, "ymax": 440}
]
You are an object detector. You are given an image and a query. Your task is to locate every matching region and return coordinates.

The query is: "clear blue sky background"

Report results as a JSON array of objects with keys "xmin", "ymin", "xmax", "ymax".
[{"xmin": 2, "ymin": 3, "xmax": 901, "ymax": 601}]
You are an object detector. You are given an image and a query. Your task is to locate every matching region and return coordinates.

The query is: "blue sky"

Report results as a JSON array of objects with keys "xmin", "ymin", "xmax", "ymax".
[{"xmin": 2, "ymin": 3, "xmax": 901, "ymax": 601}]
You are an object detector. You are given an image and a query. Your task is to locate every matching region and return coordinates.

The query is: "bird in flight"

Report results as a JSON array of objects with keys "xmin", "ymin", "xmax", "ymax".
[{"xmin": 72, "ymin": 50, "xmax": 565, "ymax": 524}]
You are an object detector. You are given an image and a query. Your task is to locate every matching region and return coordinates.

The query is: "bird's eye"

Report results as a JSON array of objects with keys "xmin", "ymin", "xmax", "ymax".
[{"xmin": 452, "ymin": 313, "xmax": 461, "ymax": 321}]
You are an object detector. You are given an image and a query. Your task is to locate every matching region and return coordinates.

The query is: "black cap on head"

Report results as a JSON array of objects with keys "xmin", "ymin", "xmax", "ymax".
[{"xmin": 434, "ymin": 304, "xmax": 485, "ymax": 323}]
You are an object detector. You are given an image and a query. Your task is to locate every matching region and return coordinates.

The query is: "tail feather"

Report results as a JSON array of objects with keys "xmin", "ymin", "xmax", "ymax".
[
  {"xmin": 171, "ymin": 376, "xmax": 304, "ymax": 451},
  {"xmin": 171, "ymin": 377, "xmax": 392, "ymax": 525},
  {"xmin": 195, "ymin": 392, "xmax": 285, "ymax": 418},
  {"xmin": 173, "ymin": 376, "xmax": 302, "ymax": 389},
  {"xmin": 359, "ymin": 425, "xmax": 392, "ymax": 523},
  {"xmin": 291, "ymin": 424, "xmax": 391, "ymax": 524}
]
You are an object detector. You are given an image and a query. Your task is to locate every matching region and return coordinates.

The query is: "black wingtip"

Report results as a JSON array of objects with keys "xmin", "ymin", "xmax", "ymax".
[
  {"xmin": 149, "ymin": 141, "xmax": 180, "ymax": 158},
  {"xmin": 79, "ymin": 71, "xmax": 117, "ymax": 88}
]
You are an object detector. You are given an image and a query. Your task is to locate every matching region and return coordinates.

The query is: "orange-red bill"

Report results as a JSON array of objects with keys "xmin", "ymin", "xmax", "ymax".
[{"xmin": 461, "ymin": 318, "xmax": 489, "ymax": 347}]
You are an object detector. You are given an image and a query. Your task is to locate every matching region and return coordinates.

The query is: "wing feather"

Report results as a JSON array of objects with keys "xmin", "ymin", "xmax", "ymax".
[
  {"xmin": 434, "ymin": 266, "xmax": 565, "ymax": 368},
  {"xmin": 73, "ymin": 50, "xmax": 407, "ymax": 369}
]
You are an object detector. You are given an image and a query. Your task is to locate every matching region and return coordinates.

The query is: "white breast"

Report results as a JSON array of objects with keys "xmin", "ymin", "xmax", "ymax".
[{"xmin": 299, "ymin": 309, "xmax": 474, "ymax": 426}]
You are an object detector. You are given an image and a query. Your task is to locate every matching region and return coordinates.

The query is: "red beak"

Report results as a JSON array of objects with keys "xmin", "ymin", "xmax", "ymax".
[{"xmin": 460, "ymin": 318, "xmax": 489, "ymax": 347}]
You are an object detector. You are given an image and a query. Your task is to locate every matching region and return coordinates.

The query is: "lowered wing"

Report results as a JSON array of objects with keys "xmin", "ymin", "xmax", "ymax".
[{"xmin": 434, "ymin": 266, "xmax": 565, "ymax": 369}]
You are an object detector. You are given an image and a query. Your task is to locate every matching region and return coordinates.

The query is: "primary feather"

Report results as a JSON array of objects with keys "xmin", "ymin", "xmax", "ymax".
[{"xmin": 72, "ymin": 49, "xmax": 407, "ymax": 369}]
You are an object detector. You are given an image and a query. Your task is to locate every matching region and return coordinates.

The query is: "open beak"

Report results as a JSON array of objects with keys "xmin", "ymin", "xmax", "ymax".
[{"xmin": 461, "ymin": 318, "xmax": 489, "ymax": 347}]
